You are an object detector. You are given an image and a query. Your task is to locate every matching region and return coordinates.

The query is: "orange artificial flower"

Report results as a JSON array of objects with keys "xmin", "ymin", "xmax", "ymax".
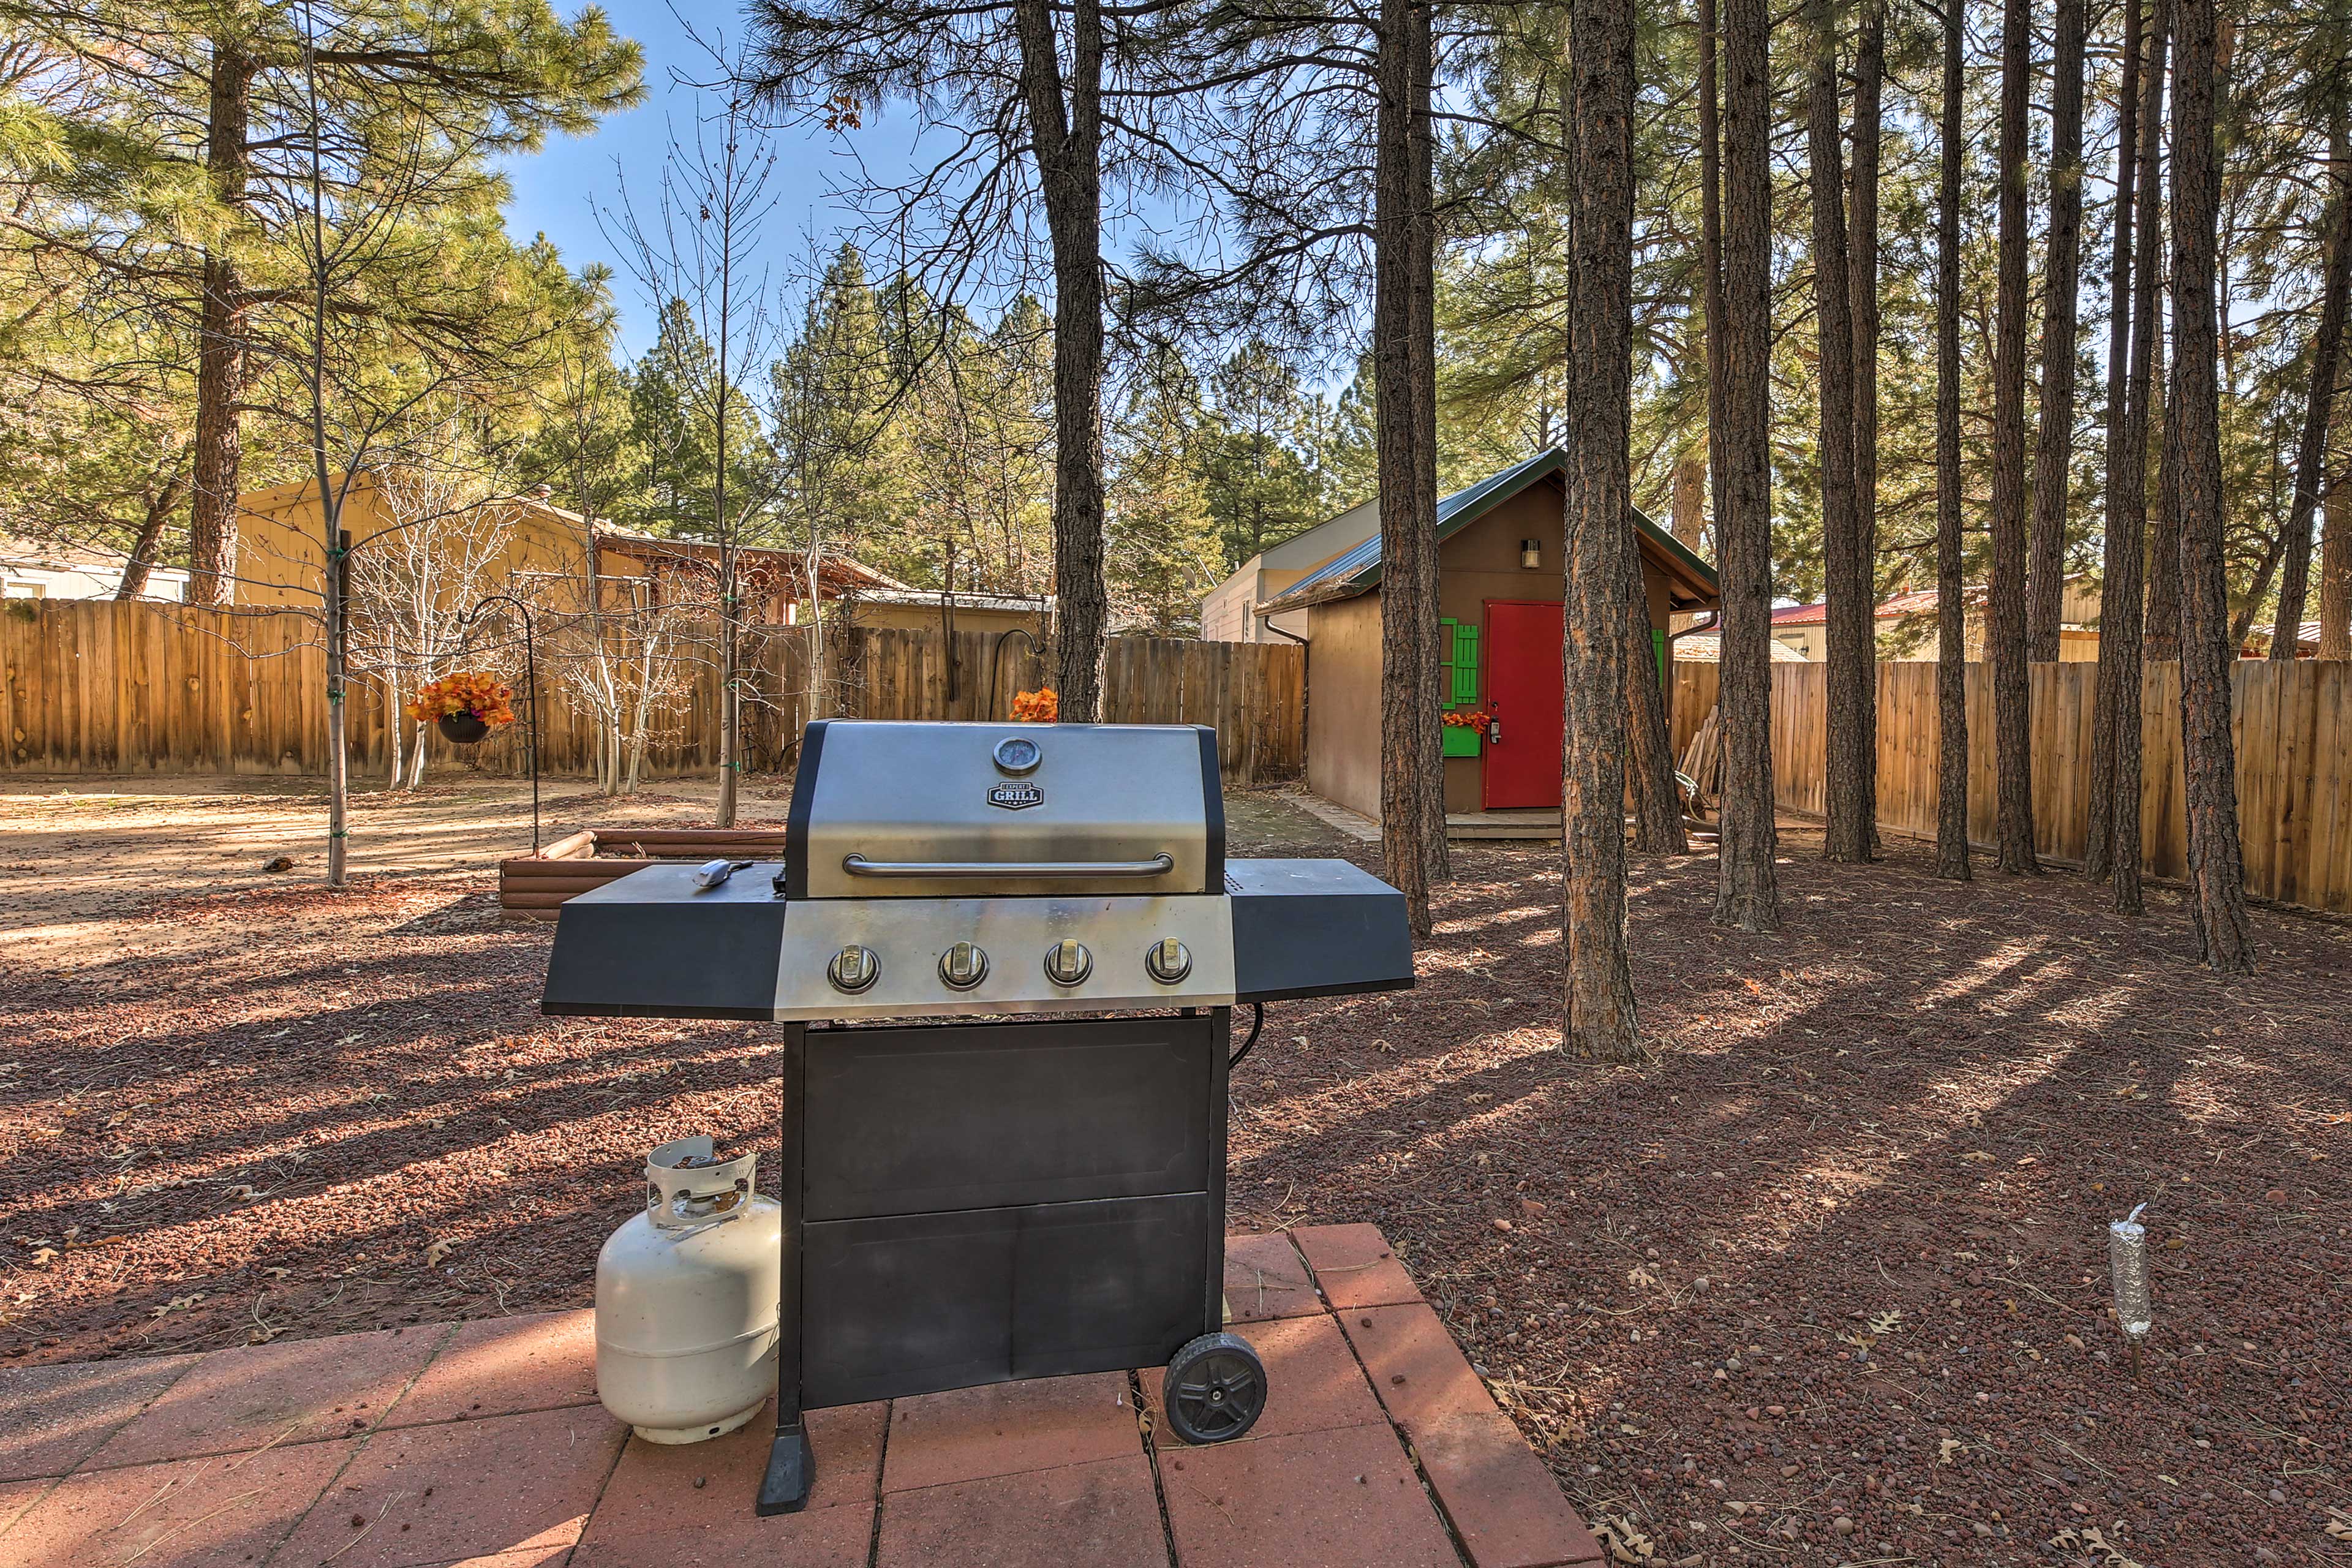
[
  {"xmin": 1009, "ymin": 687, "xmax": 1059, "ymax": 723},
  {"xmin": 407, "ymin": 671, "xmax": 516, "ymax": 728}
]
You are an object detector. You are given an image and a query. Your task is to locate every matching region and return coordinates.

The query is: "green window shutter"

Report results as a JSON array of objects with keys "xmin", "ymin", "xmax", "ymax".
[
  {"xmin": 1453, "ymin": 624, "xmax": 1481, "ymax": 704},
  {"xmin": 1437, "ymin": 617, "xmax": 1458, "ymax": 706},
  {"xmin": 1654, "ymin": 627, "xmax": 1667, "ymax": 682}
]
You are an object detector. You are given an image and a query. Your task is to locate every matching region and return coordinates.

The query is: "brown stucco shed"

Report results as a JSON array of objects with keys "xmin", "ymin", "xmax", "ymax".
[{"xmin": 1257, "ymin": 450, "xmax": 1719, "ymax": 821}]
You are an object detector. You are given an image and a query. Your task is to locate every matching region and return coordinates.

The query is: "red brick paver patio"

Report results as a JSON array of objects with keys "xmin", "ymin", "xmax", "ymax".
[{"xmin": 0, "ymin": 1228, "xmax": 1604, "ymax": 1568}]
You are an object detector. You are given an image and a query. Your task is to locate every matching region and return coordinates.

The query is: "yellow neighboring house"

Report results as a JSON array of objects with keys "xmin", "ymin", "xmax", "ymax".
[
  {"xmin": 1768, "ymin": 577, "xmax": 2105, "ymax": 663},
  {"xmin": 230, "ymin": 472, "xmax": 903, "ymax": 620}
]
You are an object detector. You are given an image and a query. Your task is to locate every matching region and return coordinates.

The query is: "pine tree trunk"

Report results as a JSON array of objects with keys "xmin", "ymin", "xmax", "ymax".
[
  {"xmin": 1808, "ymin": 0, "xmax": 1869, "ymax": 864},
  {"xmin": 2323, "ymin": 472, "xmax": 2352, "ymax": 658},
  {"xmin": 1934, "ymin": 0, "xmax": 1972, "ymax": 881},
  {"xmin": 2087, "ymin": 0, "xmax": 2144, "ymax": 881},
  {"xmin": 1698, "ymin": 0, "xmax": 1726, "ymax": 569},
  {"xmin": 1670, "ymin": 451, "xmax": 1707, "ymax": 551},
  {"xmin": 187, "ymin": 43, "xmax": 252, "ymax": 609},
  {"xmin": 2146, "ymin": 334, "xmax": 2182, "ymax": 663},
  {"xmin": 2230, "ymin": 530, "xmax": 2288, "ymax": 652},
  {"xmin": 2168, "ymin": 0, "xmax": 2254, "ymax": 973},
  {"xmin": 1374, "ymin": 0, "xmax": 1434, "ymax": 936},
  {"xmin": 2270, "ymin": 119, "xmax": 2351, "ymax": 658},
  {"xmin": 1988, "ymin": 0, "xmax": 2040, "ymax": 873},
  {"xmin": 1564, "ymin": 0, "xmax": 1641, "ymax": 1060},
  {"xmin": 1406, "ymin": 0, "xmax": 1450, "ymax": 884},
  {"xmin": 1012, "ymin": 0, "xmax": 1109, "ymax": 723},
  {"xmin": 2027, "ymin": 0, "xmax": 2087, "ymax": 663},
  {"xmin": 1849, "ymin": 0, "xmax": 1883, "ymax": 860},
  {"xmin": 114, "ymin": 473, "xmax": 186, "ymax": 600},
  {"xmin": 2114, "ymin": 0, "xmax": 2168, "ymax": 915},
  {"xmin": 1713, "ymin": 0, "xmax": 1781, "ymax": 933},
  {"xmin": 1625, "ymin": 551, "xmax": 1687, "ymax": 854}
]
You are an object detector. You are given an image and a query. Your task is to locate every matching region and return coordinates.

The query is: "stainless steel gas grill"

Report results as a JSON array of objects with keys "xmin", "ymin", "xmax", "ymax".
[{"xmin": 541, "ymin": 720, "xmax": 1414, "ymax": 1514}]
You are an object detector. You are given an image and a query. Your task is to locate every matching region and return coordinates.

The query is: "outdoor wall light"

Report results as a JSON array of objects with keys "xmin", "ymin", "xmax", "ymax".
[
  {"xmin": 2108, "ymin": 1202, "xmax": 2152, "ymax": 1365},
  {"xmin": 1520, "ymin": 538, "xmax": 1542, "ymax": 570}
]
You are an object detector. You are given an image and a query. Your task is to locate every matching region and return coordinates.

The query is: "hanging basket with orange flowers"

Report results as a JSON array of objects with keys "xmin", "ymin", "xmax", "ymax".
[
  {"xmin": 1009, "ymin": 687, "xmax": 1059, "ymax": 723},
  {"xmin": 408, "ymin": 671, "xmax": 516, "ymax": 745}
]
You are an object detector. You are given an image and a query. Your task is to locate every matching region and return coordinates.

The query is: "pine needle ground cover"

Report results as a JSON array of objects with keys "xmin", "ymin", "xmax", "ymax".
[{"xmin": 1, "ymin": 783, "xmax": 2343, "ymax": 1565}]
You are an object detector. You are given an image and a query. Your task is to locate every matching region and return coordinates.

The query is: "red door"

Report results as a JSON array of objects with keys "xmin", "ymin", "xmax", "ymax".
[{"xmin": 1482, "ymin": 600, "xmax": 1564, "ymax": 810}]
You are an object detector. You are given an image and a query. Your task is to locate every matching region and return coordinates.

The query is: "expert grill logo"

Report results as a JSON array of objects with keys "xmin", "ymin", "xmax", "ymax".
[{"xmin": 987, "ymin": 783, "xmax": 1044, "ymax": 811}]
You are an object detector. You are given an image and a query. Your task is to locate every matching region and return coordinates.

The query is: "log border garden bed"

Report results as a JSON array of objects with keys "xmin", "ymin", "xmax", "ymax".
[{"xmin": 498, "ymin": 827, "xmax": 791, "ymax": 919}]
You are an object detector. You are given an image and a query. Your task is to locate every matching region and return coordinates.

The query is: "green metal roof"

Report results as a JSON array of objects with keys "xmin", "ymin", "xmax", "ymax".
[{"xmin": 1259, "ymin": 448, "xmax": 1717, "ymax": 614}]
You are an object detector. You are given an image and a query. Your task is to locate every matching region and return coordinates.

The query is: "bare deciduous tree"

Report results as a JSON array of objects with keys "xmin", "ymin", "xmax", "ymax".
[{"xmin": 602, "ymin": 51, "xmax": 784, "ymax": 827}]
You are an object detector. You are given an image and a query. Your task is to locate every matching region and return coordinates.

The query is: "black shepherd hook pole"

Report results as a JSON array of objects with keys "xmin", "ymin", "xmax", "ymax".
[{"xmin": 464, "ymin": 593, "xmax": 540, "ymax": 851}]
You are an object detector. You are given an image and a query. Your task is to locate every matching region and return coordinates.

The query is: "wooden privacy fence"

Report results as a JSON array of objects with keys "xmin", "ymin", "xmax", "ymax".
[
  {"xmin": 1, "ymin": 600, "xmax": 1306, "ymax": 784},
  {"xmin": 1669, "ymin": 656, "xmax": 2352, "ymax": 914}
]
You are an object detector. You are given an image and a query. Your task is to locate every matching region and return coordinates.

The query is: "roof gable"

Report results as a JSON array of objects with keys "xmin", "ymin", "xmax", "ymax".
[
  {"xmin": 1262, "ymin": 497, "xmax": 1381, "ymax": 570},
  {"xmin": 1258, "ymin": 449, "xmax": 1717, "ymax": 615}
]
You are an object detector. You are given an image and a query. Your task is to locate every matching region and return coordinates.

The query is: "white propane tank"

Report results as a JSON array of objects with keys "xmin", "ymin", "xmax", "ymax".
[{"xmin": 595, "ymin": 1135, "xmax": 782, "ymax": 1444}]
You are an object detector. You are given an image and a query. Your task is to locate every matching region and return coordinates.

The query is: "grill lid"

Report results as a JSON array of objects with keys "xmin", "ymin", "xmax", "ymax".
[{"xmin": 783, "ymin": 720, "xmax": 1223, "ymax": 900}]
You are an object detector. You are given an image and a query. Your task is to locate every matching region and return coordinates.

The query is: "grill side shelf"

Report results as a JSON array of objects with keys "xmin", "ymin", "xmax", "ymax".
[
  {"xmin": 1226, "ymin": 857, "xmax": 1416, "ymax": 1002},
  {"xmin": 541, "ymin": 861, "xmax": 788, "ymax": 1019}
]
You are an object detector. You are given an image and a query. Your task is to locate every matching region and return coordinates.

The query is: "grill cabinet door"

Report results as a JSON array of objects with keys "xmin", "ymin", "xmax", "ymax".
[
  {"xmin": 800, "ymin": 1193, "xmax": 1210, "ymax": 1406},
  {"xmin": 792, "ymin": 1014, "xmax": 1221, "ymax": 1408},
  {"xmin": 800, "ymin": 1017, "xmax": 1213, "ymax": 1220}
]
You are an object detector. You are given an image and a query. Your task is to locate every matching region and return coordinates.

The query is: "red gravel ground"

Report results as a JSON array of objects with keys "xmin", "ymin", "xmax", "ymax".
[{"xmin": 2, "ymin": 785, "xmax": 2348, "ymax": 1566}]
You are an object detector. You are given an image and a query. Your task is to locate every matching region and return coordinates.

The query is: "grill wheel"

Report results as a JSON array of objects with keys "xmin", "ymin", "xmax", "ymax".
[{"xmin": 1163, "ymin": 1331, "xmax": 1268, "ymax": 1444}]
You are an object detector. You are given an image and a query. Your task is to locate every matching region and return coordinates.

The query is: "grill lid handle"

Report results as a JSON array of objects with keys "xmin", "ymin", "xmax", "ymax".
[{"xmin": 839, "ymin": 853, "xmax": 1176, "ymax": 880}]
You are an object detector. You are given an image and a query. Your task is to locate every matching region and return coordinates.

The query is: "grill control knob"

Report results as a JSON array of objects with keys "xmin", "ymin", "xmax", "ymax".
[
  {"xmin": 1042, "ymin": 938, "xmax": 1093, "ymax": 988},
  {"xmin": 826, "ymin": 944, "xmax": 880, "ymax": 994},
  {"xmin": 939, "ymin": 941, "xmax": 989, "ymax": 990},
  {"xmin": 1144, "ymin": 937, "xmax": 1193, "ymax": 985}
]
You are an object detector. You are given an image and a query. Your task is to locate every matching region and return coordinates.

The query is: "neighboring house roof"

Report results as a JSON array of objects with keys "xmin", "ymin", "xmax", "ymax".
[
  {"xmin": 1775, "ymin": 580, "xmax": 2108, "ymax": 631},
  {"xmin": 1256, "ymin": 450, "xmax": 1719, "ymax": 616},
  {"xmin": 592, "ymin": 523, "xmax": 906, "ymax": 599},
  {"xmin": 0, "ymin": 533, "xmax": 189, "ymax": 583},
  {"xmin": 1197, "ymin": 497, "xmax": 1380, "ymax": 616},
  {"xmin": 236, "ymin": 472, "xmax": 907, "ymax": 602},
  {"xmin": 2248, "ymin": 619, "xmax": 2320, "ymax": 650},
  {"xmin": 1774, "ymin": 584, "xmax": 1992, "ymax": 628},
  {"xmin": 1675, "ymin": 631, "xmax": 1807, "ymax": 663},
  {"xmin": 1258, "ymin": 497, "xmax": 1380, "ymax": 572},
  {"xmin": 846, "ymin": 586, "xmax": 1054, "ymax": 614}
]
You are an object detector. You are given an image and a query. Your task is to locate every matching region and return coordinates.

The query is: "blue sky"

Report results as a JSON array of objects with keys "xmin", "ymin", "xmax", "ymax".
[
  {"xmin": 494, "ymin": 0, "xmax": 922, "ymax": 357},
  {"xmin": 492, "ymin": 2, "xmax": 1336, "ymax": 374}
]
